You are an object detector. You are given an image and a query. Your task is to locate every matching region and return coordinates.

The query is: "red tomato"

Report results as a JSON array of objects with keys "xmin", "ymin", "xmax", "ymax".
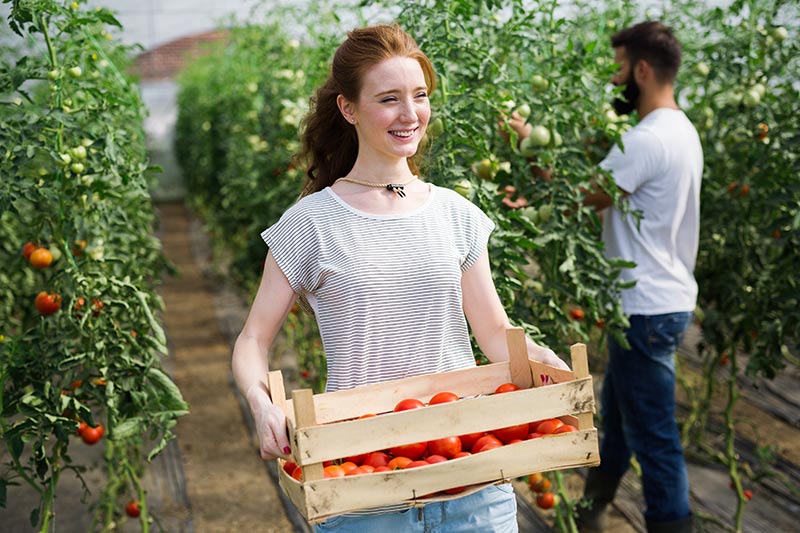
[
  {"xmin": 427, "ymin": 436, "xmax": 462, "ymax": 459},
  {"xmin": 394, "ymin": 398, "xmax": 425, "ymax": 412},
  {"xmin": 554, "ymin": 424, "xmax": 578, "ymax": 434},
  {"xmin": 476, "ymin": 442, "xmax": 503, "ymax": 453},
  {"xmin": 282, "ymin": 460, "xmax": 298, "ymax": 476},
  {"xmin": 291, "ymin": 466, "xmax": 303, "ymax": 481},
  {"xmin": 494, "ymin": 383, "xmax": 521, "ymax": 394},
  {"xmin": 373, "ymin": 466, "xmax": 391, "ymax": 473},
  {"xmin": 425, "ymin": 455, "xmax": 448, "ymax": 464},
  {"xmin": 22, "ymin": 242, "xmax": 37, "ymax": 260},
  {"xmin": 744, "ymin": 489, "xmax": 753, "ymax": 501},
  {"xmin": 345, "ymin": 452, "xmax": 368, "ymax": 465},
  {"xmin": 358, "ymin": 413, "xmax": 377, "ymax": 419},
  {"xmin": 534, "ymin": 419, "xmax": 565, "ymax": 435},
  {"xmin": 77, "ymin": 421, "xmax": 88, "ymax": 436},
  {"xmin": 405, "ymin": 460, "xmax": 430, "ymax": 469},
  {"xmin": 507, "ymin": 439, "xmax": 524, "ymax": 444},
  {"xmin": 527, "ymin": 432, "xmax": 543, "ymax": 440},
  {"xmin": 358, "ymin": 465, "xmax": 375, "ymax": 474},
  {"xmin": 453, "ymin": 451, "xmax": 471, "ymax": 459},
  {"xmin": 390, "ymin": 441, "xmax": 427, "ymax": 460},
  {"xmin": 536, "ymin": 492, "xmax": 557, "ymax": 509},
  {"xmin": 35, "ymin": 291, "xmax": 61, "ymax": 316},
  {"xmin": 471, "ymin": 435, "xmax": 502, "ymax": 453},
  {"xmin": 459, "ymin": 431, "xmax": 485, "ymax": 450},
  {"xmin": 81, "ymin": 424, "xmax": 104, "ymax": 445},
  {"xmin": 445, "ymin": 485, "xmax": 466, "ymax": 494},
  {"xmin": 428, "ymin": 391, "xmax": 459, "ymax": 405},
  {"xmin": 363, "ymin": 451, "xmax": 391, "ymax": 469},
  {"xmin": 125, "ymin": 500, "xmax": 140, "ymax": 518},
  {"xmin": 493, "ymin": 423, "xmax": 530, "ymax": 444},
  {"xmin": 569, "ymin": 307, "xmax": 585, "ymax": 320}
]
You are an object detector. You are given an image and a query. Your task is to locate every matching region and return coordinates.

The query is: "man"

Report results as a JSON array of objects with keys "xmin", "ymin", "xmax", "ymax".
[{"xmin": 508, "ymin": 21, "xmax": 702, "ymax": 533}]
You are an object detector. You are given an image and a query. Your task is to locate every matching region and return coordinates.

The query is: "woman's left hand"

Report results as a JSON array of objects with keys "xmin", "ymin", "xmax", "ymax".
[{"xmin": 531, "ymin": 346, "xmax": 571, "ymax": 371}]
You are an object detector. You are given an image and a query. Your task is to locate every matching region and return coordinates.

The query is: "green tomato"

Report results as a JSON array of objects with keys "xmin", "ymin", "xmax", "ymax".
[
  {"xmin": 58, "ymin": 153, "xmax": 72, "ymax": 166},
  {"xmin": 46, "ymin": 68, "xmax": 61, "ymax": 81},
  {"xmin": 70, "ymin": 162, "xmax": 85, "ymax": 174},
  {"xmin": 552, "ymin": 130, "xmax": 563, "ymax": 147},
  {"xmin": 515, "ymin": 104, "xmax": 531, "ymax": 118},
  {"xmin": 67, "ymin": 66, "xmax": 82, "ymax": 78},
  {"xmin": 694, "ymin": 62, "xmax": 710, "ymax": 77},
  {"xmin": 80, "ymin": 138, "xmax": 94, "ymax": 147},
  {"xmin": 524, "ymin": 279, "xmax": 544, "ymax": 294},
  {"xmin": 527, "ymin": 125, "xmax": 551, "ymax": 147},
  {"xmin": 742, "ymin": 88, "xmax": 761, "ymax": 108},
  {"xmin": 769, "ymin": 26, "xmax": 788, "ymax": 42},
  {"xmin": 520, "ymin": 206, "xmax": 539, "ymax": 223},
  {"xmin": 473, "ymin": 159, "xmax": 494, "ymax": 180},
  {"xmin": 531, "ymin": 75, "xmax": 549, "ymax": 92},
  {"xmin": 453, "ymin": 179, "xmax": 472, "ymax": 198},
  {"xmin": 69, "ymin": 146, "xmax": 87, "ymax": 160},
  {"xmin": 751, "ymin": 83, "xmax": 766, "ymax": 98},
  {"xmin": 428, "ymin": 117, "xmax": 445, "ymax": 137},
  {"xmin": 537, "ymin": 204, "xmax": 553, "ymax": 223}
]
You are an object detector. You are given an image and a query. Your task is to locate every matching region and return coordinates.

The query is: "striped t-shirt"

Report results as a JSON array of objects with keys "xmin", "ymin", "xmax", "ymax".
[{"xmin": 261, "ymin": 183, "xmax": 495, "ymax": 392}]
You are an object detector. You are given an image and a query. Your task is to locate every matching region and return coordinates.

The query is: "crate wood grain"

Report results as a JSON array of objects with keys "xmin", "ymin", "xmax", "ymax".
[{"xmin": 269, "ymin": 328, "xmax": 599, "ymax": 523}]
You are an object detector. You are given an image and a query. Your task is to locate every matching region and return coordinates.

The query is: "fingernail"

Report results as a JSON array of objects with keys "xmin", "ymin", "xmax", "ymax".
[{"xmin": 283, "ymin": 446, "xmax": 291, "ymax": 454}]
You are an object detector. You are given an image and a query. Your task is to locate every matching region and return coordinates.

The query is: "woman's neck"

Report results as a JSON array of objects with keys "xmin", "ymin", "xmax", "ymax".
[{"xmin": 345, "ymin": 159, "xmax": 415, "ymax": 184}]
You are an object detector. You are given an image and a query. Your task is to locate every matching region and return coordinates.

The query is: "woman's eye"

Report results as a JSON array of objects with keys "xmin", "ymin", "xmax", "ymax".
[
  {"xmin": 416, "ymin": 92, "xmax": 428, "ymax": 99},
  {"xmin": 381, "ymin": 97, "xmax": 397, "ymax": 103}
]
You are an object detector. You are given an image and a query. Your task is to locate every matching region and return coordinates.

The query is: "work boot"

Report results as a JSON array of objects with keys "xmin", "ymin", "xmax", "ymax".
[
  {"xmin": 646, "ymin": 514, "xmax": 693, "ymax": 533},
  {"xmin": 575, "ymin": 468, "xmax": 621, "ymax": 533}
]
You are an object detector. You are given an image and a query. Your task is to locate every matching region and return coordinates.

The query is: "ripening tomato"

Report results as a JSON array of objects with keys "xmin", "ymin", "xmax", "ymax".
[
  {"xmin": 569, "ymin": 307, "xmax": 585, "ymax": 320},
  {"xmin": 532, "ymin": 477, "xmax": 551, "ymax": 493},
  {"xmin": 405, "ymin": 460, "xmax": 430, "ymax": 469},
  {"xmin": 373, "ymin": 466, "xmax": 391, "ymax": 473},
  {"xmin": 471, "ymin": 435, "xmax": 502, "ymax": 454},
  {"xmin": 390, "ymin": 441, "xmax": 427, "ymax": 460},
  {"xmin": 459, "ymin": 431, "xmax": 485, "ymax": 450},
  {"xmin": 476, "ymin": 442, "xmax": 503, "ymax": 453},
  {"xmin": 125, "ymin": 500, "xmax": 141, "ymax": 518},
  {"xmin": 425, "ymin": 455, "xmax": 448, "ymax": 464},
  {"xmin": 526, "ymin": 432, "xmax": 543, "ymax": 440},
  {"xmin": 363, "ymin": 451, "xmax": 391, "ymax": 469},
  {"xmin": 427, "ymin": 436, "xmax": 462, "ymax": 459},
  {"xmin": 324, "ymin": 465, "xmax": 346, "ymax": 478},
  {"xmin": 387, "ymin": 457, "xmax": 413, "ymax": 470},
  {"xmin": 453, "ymin": 451, "xmax": 471, "ymax": 459},
  {"xmin": 357, "ymin": 465, "xmax": 375, "ymax": 474},
  {"xmin": 394, "ymin": 398, "xmax": 425, "ymax": 412},
  {"xmin": 29, "ymin": 248, "xmax": 53, "ymax": 269},
  {"xmin": 428, "ymin": 391, "xmax": 459, "ymax": 405},
  {"xmin": 81, "ymin": 424, "xmax": 104, "ymax": 445},
  {"xmin": 291, "ymin": 466, "xmax": 303, "ymax": 481},
  {"xmin": 528, "ymin": 472, "xmax": 544, "ymax": 490},
  {"xmin": 493, "ymin": 423, "xmax": 530, "ymax": 444},
  {"xmin": 35, "ymin": 291, "xmax": 61, "ymax": 315},
  {"xmin": 344, "ymin": 452, "xmax": 368, "ymax": 465},
  {"xmin": 534, "ymin": 419, "xmax": 565, "ymax": 435},
  {"xmin": 338, "ymin": 462, "xmax": 359, "ymax": 475},
  {"xmin": 536, "ymin": 492, "xmax": 557, "ymax": 509}
]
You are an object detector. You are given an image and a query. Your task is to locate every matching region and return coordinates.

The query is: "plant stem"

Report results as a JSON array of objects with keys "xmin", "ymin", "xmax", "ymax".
[{"xmin": 724, "ymin": 352, "xmax": 745, "ymax": 532}]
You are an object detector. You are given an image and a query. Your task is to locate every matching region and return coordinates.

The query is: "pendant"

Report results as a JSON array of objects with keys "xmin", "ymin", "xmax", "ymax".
[{"xmin": 386, "ymin": 184, "xmax": 407, "ymax": 198}]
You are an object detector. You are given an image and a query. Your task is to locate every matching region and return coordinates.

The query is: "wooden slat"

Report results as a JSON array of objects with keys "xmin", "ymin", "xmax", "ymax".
[
  {"xmin": 301, "ymin": 429, "xmax": 599, "ymax": 522},
  {"xmin": 291, "ymin": 389, "xmax": 324, "ymax": 482},
  {"xmin": 507, "ymin": 328, "xmax": 533, "ymax": 389},
  {"xmin": 267, "ymin": 370, "xmax": 287, "ymax": 413},
  {"xmin": 285, "ymin": 362, "xmax": 513, "ymax": 424},
  {"xmin": 569, "ymin": 343, "xmax": 595, "ymax": 430},
  {"xmin": 294, "ymin": 377, "xmax": 595, "ymax": 465}
]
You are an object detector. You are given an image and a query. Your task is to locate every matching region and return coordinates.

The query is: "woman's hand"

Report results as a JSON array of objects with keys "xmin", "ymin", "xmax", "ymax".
[
  {"xmin": 247, "ymin": 385, "xmax": 292, "ymax": 461},
  {"xmin": 530, "ymin": 345, "xmax": 571, "ymax": 371}
]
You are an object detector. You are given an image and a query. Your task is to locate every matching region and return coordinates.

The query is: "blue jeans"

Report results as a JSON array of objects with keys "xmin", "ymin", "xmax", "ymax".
[
  {"xmin": 313, "ymin": 483, "xmax": 517, "ymax": 532},
  {"xmin": 598, "ymin": 312, "xmax": 692, "ymax": 523}
]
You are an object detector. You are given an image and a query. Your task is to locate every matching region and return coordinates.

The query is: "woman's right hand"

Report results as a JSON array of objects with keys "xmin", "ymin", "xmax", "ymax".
[{"xmin": 246, "ymin": 385, "xmax": 291, "ymax": 461}]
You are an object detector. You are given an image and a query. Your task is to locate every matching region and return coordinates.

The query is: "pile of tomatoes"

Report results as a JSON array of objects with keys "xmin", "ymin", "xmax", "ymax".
[{"xmin": 282, "ymin": 382, "xmax": 578, "ymax": 496}]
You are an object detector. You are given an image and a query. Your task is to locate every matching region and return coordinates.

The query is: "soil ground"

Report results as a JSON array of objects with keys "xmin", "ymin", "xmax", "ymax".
[{"xmin": 2, "ymin": 201, "xmax": 798, "ymax": 532}]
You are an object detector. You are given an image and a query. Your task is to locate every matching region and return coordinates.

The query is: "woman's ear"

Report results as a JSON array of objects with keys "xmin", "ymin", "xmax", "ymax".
[{"xmin": 336, "ymin": 94, "xmax": 357, "ymax": 125}]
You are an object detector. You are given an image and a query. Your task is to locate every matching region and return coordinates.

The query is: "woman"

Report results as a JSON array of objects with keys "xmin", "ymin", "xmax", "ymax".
[{"xmin": 231, "ymin": 24, "xmax": 569, "ymax": 532}]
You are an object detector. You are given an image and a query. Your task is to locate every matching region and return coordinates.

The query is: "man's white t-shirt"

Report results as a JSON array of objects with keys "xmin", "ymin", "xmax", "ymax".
[{"xmin": 600, "ymin": 108, "xmax": 703, "ymax": 316}]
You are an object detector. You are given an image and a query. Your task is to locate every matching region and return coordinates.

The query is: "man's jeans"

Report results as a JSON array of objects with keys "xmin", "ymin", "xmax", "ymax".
[{"xmin": 598, "ymin": 312, "xmax": 692, "ymax": 523}]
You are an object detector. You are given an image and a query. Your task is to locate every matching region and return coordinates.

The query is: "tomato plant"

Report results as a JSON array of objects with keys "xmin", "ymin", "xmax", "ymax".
[{"xmin": 1, "ymin": 2, "xmax": 187, "ymax": 531}]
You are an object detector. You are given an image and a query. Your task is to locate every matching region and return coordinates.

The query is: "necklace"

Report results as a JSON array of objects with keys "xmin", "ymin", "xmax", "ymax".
[{"xmin": 337, "ymin": 175, "xmax": 418, "ymax": 198}]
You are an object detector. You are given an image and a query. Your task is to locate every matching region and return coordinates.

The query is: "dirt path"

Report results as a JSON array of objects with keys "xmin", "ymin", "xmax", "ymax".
[{"xmin": 157, "ymin": 202, "xmax": 293, "ymax": 533}]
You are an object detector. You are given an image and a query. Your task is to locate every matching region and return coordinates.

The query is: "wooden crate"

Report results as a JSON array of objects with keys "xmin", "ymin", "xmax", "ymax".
[{"xmin": 269, "ymin": 328, "xmax": 599, "ymax": 523}]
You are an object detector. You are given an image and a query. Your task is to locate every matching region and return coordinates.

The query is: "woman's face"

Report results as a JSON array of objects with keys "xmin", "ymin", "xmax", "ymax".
[{"xmin": 345, "ymin": 56, "xmax": 431, "ymax": 165}]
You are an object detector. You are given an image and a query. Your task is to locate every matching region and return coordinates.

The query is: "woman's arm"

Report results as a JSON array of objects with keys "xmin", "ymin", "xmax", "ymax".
[
  {"xmin": 231, "ymin": 250, "xmax": 298, "ymax": 460},
  {"xmin": 462, "ymin": 249, "xmax": 570, "ymax": 370}
]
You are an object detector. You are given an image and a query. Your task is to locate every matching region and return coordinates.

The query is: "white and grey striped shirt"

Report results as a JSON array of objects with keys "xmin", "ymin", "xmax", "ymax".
[{"xmin": 261, "ymin": 183, "xmax": 494, "ymax": 393}]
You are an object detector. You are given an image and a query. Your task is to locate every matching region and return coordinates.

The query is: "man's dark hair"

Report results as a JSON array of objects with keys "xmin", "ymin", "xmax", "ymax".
[{"xmin": 611, "ymin": 21, "xmax": 682, "ymax": 83}]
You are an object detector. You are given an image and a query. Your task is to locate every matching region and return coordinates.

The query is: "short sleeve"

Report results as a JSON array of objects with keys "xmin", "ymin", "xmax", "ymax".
[
  {"xmin": 458, "ymin": 196, "xmax": 495, "ymax": 272},
  {"xmin": 599, "ymin": 127, "xmax": 665, "ymax": 194},
  {"xmin": 260, "ymin": 201, "xmax": 320, "ymax": 295}
]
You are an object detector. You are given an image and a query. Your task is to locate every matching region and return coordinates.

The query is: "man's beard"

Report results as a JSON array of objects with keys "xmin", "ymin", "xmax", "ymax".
[{"xmin": 612, "ymin": 73, "xmax": 640, "ymax": 116}]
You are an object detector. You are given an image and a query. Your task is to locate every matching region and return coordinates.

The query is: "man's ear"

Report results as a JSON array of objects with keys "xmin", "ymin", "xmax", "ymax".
[
  {"xmin": 634, "ymin": 59, "xmax": 651, "ymax": 85},
  {"xmin": 336, "ymin": 94, "xmax": 357, "ymax": 124}
]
